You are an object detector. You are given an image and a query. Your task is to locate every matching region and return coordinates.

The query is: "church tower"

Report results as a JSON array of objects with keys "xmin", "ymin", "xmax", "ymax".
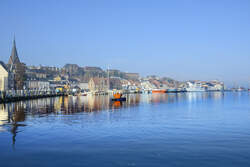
[
  {"xmin": 7, "ymin": 37, "xmax": 26, "ymax": 90},
  {"xmin": 8, "ymin": 38, "xmax": 21, "ymax": 66}
]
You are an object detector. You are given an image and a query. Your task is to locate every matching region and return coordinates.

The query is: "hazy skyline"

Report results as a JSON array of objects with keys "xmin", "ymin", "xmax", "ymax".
[{"xmin": 0, "ymin": 0, "xmax": 249, "ymax": 86}]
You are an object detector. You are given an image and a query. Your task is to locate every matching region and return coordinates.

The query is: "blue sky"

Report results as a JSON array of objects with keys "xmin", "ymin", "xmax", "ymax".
[{"xmin": 0, "ymin": 0, "xmax": 249, "ymax": 86}]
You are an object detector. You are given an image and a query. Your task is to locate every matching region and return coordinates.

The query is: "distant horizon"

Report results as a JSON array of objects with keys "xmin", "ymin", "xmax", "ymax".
[{"xmin": 0, "ymin": 0, "xmax": 249, "ymax": 87}]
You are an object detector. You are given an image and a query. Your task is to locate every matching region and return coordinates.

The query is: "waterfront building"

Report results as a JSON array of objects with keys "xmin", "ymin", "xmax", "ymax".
[
  {"xmin": 140, "ymin": 81, "xmax": 155, "ymax": 90},
  {"xmin": 88, "ymin": 77, "xmax": 108, "ymax": 92},
  {"xmin": 121, "ymin": 79, "xmax": 141, "ymax": 91},
  {"xmin": 25, "ymin": 79, "xmax": 50, "ymax": 90},
  {"xmin": 121, "ymin": 79, "xmax": 131, "ymax": 90},
  {"xmin": 26, "ymin": 65, "xmax": 61, "ymax": 80},
  {"xmin": 0, "ymin": 61, "xmax": 9, "ymax": 91},
  {"xmin": 149, "ymin": 79, "xmax": 162, "ymax": 88},
  {"xmin": 109, "ymin": 77, "xmax": 123, "ymax": 90},
  {"xmin": 77, "ymin": 82, "xmax": 89, "ymax": 90},
  {"xmin": 26, "ymin": 67, "xmax": 48, "ymax": 80}
]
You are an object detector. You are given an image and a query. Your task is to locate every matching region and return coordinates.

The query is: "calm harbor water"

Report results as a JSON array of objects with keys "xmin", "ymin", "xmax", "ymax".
[{"xmin": 0, "ymin": 92, "xmax": 250, "ymax": 167}]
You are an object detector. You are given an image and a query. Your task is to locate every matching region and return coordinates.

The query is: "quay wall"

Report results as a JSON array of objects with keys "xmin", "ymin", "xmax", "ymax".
[{"xmin": 0, "ymin": 90, "xmax": 67, "ymax": 103}]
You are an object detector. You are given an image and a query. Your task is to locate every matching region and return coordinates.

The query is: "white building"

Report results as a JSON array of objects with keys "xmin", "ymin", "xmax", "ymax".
[
  {"xmin": 140, "ymin": 81, "xmax": 155, "ymax": 90},
  {"xmin": 0, "ymin": 61, "xmax": 9, "ymax": 91},
  {"xmin": 25, "ymin": 80, "xmax": 50, "ymax": 90},
  {"xmin": 78, "ymin": 82, "xmax": 89, "ymax": 90}
]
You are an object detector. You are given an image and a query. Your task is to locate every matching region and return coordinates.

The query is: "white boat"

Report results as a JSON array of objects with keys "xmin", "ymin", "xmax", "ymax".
[
  {"xmin": 186, "ymin": 81, "xmax": 206, "ymax": 92},
  {"xmin": 237, "ymin": 87, "xmax": 245, "ymax": 92}
]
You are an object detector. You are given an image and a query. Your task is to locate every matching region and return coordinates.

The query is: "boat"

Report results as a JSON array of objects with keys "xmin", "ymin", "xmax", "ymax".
[
  {"xmin": 81, "ymin": 93, "xmax": 87, "ymax": 96},
  {"xmin": 166, "ymin": 88, "xmax": 178, "ymax": 93},
  {"xmin": 76, "ymin": 92, "xmax": 87, "ymax": 96},
  {"xmin": 186, "ymin": 87, "xmax": 206, "ymax": 92},
  {"xmin": 186, "ymin": 81, "xmax": 206, "ymax": 92},
  {"xmin": 111, "ymin": 97, "xmax": 126, "ymax": 101},
  {"xmin": 177, "ymin": 88, "xmax": 187, "ymax": 92},
  {"xmin": 237, "ymin": 87, "xmax": 245, "ymax": 92},
  {"xmin": 152, "ymin": 89, "xmax": 167, "ymax": 93},
  {"xmin": 111, "ymin": 92, "xmax": 126, "ymax": 101}
]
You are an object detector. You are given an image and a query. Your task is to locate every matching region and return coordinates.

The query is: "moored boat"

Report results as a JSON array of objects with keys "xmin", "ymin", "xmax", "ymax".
[
  {"xmin": 81, "ymin": 92, "xmax": 87, "ymax": 96},
  {"xmin": 237, "ymin": 87, "xmax": 245, "ymax": 91},
  {"xmin": 111, "ymin": 92, "xmax": 126, "ymax": 101},
  {"xmin": 166, "ymin": 88, "xmax": 178, "ymax": 93},
  {"xmin": 152, "ymin": 89, "xmax": 167, "ymax": 93},
  {"xmin": 186, "ymin": 81, "xmax": 206, "ymax": 92},
  {"xmin": 111, "ymin": 97, "xmax": 126, "ymax": 101}
]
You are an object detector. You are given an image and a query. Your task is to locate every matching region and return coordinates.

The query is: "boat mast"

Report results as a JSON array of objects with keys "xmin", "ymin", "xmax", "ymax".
[{"xmin": 107, "ymin": 66, "xmax": 110, "ymax": 91}]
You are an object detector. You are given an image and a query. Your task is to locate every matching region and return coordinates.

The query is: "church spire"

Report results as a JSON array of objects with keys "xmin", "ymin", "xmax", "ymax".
[{"xmin": 8, "ymin": 37, "xmax": 20, "ymax": 65}]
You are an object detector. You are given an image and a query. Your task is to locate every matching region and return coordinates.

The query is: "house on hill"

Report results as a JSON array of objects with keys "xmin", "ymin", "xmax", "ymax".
[{"xmin": 109, "ymin": 77, "xmax": 122, "ymax": 90}]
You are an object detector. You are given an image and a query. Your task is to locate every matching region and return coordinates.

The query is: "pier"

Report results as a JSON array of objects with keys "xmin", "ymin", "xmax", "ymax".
[{"xmin": 0, "ymin": 90, "xmax": 67, "ymax": 103}]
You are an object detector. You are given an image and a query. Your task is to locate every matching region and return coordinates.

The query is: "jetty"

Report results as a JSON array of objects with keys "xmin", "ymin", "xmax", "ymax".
[{"xmin": 0, "ymin": 90, "xmax": 67, "ymax": 103}]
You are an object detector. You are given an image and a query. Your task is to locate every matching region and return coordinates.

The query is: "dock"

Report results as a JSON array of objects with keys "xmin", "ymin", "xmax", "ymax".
[{"xmin": 0, "ymin": 90, "xmax": 67, "ymax": 103}]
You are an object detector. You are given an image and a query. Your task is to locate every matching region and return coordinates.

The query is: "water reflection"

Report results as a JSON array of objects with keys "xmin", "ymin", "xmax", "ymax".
[
  {"xmin": 0, "ymin": 95, "xmax": 142, "ymax": 126},
  {"xmin": 147, "ymin": 92, "xmax": 225, "ymax": 105},
  {"xmin": 1, "ymin": 92, "xmax": 250, "ymax": 167},
  {"xmin": 0, "ymin": 92, "xmax": 228, "ymax": 127},
  {"xmin": 0, "ymin": 92, "xmax": 235, "ymax": 147},
  {"xmin": 0, "ymin": 93, "xmax": 229, "ymax": 121},
  {"xmin": 185, "ymin": 92, "xmax": 225, "ymax": 102},
  {"xmin": 0, "ymin": 103, "xmax": 26, "ymax": 148}
]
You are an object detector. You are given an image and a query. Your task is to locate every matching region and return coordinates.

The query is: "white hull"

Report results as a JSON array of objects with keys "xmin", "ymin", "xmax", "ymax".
[{"xmin": 186, "ymin": 88, "xmax": 206, "ymax": 92}]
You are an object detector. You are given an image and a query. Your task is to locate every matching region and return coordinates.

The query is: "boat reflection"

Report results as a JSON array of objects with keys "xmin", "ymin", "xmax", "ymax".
[{"xmin": 112, "ymin": 101, "xmax": 122, "ymax": 108}]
